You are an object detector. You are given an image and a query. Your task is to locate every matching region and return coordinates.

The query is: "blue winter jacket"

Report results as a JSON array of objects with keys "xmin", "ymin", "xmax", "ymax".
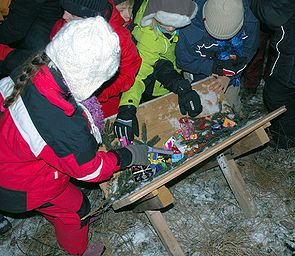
[{"xmin": 176, "ymin": 0, "xmax": 260, "ymax": 84}]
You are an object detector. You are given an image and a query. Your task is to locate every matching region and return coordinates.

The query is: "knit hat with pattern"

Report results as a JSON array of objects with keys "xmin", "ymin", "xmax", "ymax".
[
  {"xmin": 46, "ymin": 16, "xmax": 120, "ymax": 102},
  {"xmin": 203, "ymin": 0, "xmax": 244, "ymax": 40},
  {"xmin": 60, "ymin": 0, "xmax": 109, "ymax": 17},
  {"xmin": 141, "ymin": 0, "xmax": 198, "ymax": 28}
]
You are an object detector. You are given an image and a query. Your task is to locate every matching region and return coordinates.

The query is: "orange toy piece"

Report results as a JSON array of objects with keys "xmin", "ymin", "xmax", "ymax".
[{"xmin": 223, "ymin": 117, "xmax": 237, "ymax": 127}]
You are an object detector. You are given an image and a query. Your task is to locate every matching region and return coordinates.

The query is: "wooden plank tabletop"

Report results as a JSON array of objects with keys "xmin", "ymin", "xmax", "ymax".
[
  {"xmin": 106, "ymin": 76, "xmax": 230, "ymax": 147},
  {"xmin": 112, "ymin": 106, "xmax": 286, "ymax": 210}
]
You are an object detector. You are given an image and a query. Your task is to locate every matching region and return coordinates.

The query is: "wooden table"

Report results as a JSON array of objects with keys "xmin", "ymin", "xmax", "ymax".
[{"xmin": 100, "ymin": 77, "xmax": 286, "ymax": 256}]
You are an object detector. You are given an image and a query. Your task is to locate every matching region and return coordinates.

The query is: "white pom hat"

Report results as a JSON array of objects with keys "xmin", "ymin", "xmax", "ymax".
[
  {"xmin": 203, "ymin": 0, "xmax": 244, "ymax": 40},
  {"xmin": 46, "ymin": 16, "xmax": 120, "ymax": 102}
]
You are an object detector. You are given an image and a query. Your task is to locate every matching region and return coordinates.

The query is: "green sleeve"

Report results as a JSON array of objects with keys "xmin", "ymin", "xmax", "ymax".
[
  {"xmin": 119, "ymin": 27, "xmax": 163, "ymax": 107},
  {"xmin": 133, "ymin": 0, "xmax": 148, "ymax": 26}
]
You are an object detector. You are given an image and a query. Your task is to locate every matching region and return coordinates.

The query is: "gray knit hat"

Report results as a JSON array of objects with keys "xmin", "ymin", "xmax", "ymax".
[
  {"xmin": 141, "ymin": 0, "xmax": 198, "ymax": 28},
  {"xmin": 203, "ymin": 0, "xmax": 244, "ymax": 40}
]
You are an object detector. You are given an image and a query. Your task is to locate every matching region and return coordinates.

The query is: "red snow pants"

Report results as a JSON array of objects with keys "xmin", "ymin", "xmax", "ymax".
[{"xmin": 37, "ymin": 183, "xmax": 90, "ymax": 255}]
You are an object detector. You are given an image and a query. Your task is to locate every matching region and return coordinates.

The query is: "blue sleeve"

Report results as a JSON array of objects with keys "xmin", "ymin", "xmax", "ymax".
[
  {"xmin": 176, "ymin": 22, "xmax": 214, "ymax": 77},
  {"xmin": 242, "ymin": 3, "xmax": 260, "ymax": 63}
]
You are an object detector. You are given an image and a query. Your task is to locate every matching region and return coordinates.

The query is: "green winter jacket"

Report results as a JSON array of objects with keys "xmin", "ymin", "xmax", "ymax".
[
  {"xmin": 133, "ymin": 0, "xmax": 147, "ymax": 26},
  {"xmin": 120, "ymin": 24, "xmax": 180, "ymax": 107}
]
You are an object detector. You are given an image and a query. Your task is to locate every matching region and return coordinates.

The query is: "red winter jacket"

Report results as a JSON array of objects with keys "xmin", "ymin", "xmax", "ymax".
[
  {"xmin": 0, "ymin": 66, "xmax": 120, "ymax": 213},
  {"xmin": 50, "ymin": 2, "xmax": 141, "ymax": 118},
  {"xmin": 0, "ymin": 43, "xmax": 13, "ymax": 60}
]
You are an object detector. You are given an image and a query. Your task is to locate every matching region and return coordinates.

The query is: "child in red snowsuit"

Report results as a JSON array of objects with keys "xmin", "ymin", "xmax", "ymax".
[{"xmin": 0, "ymin": 16, "xmax": 148, "ymax": 255}]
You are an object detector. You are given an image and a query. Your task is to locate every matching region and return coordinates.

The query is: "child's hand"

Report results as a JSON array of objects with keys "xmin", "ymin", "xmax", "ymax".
[
  {"xmin": 113, "ymin": 105, "xmax": 139, "ymax": 141},
  {"xmin": 210, "ymin": 75, "xmax": 230, "ymax": 94},
  {"xmin": 113, "ymin": 144, "xmax": 149, "ymax": 169}
]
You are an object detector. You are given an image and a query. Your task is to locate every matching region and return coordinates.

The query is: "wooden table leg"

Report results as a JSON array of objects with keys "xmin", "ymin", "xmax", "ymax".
[
  {"xmin": 217, "ymin": 153, "xmax": 257, "ymax": 217},
  {"xmin": 145, "ymin": 210, "xmax": 185, "ymax": 256}
]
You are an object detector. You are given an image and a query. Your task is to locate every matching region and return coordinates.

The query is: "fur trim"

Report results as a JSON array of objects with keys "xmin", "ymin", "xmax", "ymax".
[
  {"xmin": 141, "ymin": 1, "xmax": 198, "ymax": 28},
  {"xmin": 157, "ymin": 11, "xmax": 191, "ymax": 28}
]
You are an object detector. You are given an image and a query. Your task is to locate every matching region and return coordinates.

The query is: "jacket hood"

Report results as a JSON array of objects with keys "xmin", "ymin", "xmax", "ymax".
[
  {"xmin": 141, "ymin": 0, "xmax": 198, "ymax": 28},
  {"xmin": 32, "ymin": 66, "xmax": 76, "ymax": 116}
]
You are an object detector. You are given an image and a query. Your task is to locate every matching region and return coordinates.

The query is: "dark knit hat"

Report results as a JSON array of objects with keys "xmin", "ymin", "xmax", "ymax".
[
  {"xmin": 60, "ymin": 0, "xmax": 109, "ymax": 17},
  {"xmin": 114, "ymin": 0, "xmax": 126, "ymax": 5}
]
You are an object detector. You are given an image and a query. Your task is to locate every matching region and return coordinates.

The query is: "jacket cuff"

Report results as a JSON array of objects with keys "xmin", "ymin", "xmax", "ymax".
[{"xmin": 111, "ymin": 147, "xmax": 132, "ymax": 169}]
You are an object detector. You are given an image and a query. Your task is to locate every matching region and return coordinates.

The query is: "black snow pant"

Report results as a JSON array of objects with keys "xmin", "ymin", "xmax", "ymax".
[{"xmin": 263, "ymin": 75, "xmax": 295, "ymax": 149}]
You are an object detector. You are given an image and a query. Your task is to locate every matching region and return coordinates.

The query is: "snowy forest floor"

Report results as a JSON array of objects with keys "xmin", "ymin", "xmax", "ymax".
[{"xmin": 1, "ymin": 83, "xmax": 295, "ymax": 256}]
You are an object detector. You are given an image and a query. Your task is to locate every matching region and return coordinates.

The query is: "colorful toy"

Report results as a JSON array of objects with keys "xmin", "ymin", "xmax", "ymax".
[
  {"xmin": 211, "ymin": 123, "xmax": 222, "ymax": 131},
  {"xmin": 132, "ymin": 165, "xmax": 154, "ymax": 182},
  {"xmin": 179, "ymin": 117, "xmax": 198, "ymax": 140},
  {"xmin": 120, "ymin": 136, "xmax": 132, "ymax": 146},
  {"xmin": 223, "ymin": 117, "xmax": 237, "ymax": 127},
  {"xmin": 132, "ymin": 147, "xmax": 174, "ymax": 182}
]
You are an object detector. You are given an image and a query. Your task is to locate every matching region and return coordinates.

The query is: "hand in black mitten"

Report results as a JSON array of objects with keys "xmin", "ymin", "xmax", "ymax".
[
  {"xmin": 113, "ymin": 144, "xmax": 149, "ymax": 169},
  {"xmin": 153, "ymin": 59, "xmax": 202, "ymax": 116},
  {"xmin": 113, "ymin": 105, "xmax": 139, "ymax": 141},
  {"xmin": 153, "ymin": 59, "xmax": 183, "ymax": 90},
  {"xmin": 175, "ymin": 79, "xmax": 203, "ymax": 117},
  {"xmin": 213, "ymin": 57, "xmax": 247, "ymax": 77}
]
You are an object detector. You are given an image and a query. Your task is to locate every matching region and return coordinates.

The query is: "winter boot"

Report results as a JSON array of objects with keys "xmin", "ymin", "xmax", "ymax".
[
  {"xmin": 83, "ymin": 241, "xmax": 105, "ymax": 256},
  {"xmin": 0, "ymin": 215, "xmax": 12, "ymax": 234}
]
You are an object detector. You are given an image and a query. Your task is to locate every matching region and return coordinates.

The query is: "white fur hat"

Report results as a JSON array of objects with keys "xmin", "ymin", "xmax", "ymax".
[
  {"xmin": 141, "ymin": 0, "xmax": 198, "ymax": 28},
  {"xmin": 46, "ymin": 16, "xmax": 120, "ymax": 102},
  {"xmin": 203, "ymin": 0, "xmax": 244, "ymax": 40}
]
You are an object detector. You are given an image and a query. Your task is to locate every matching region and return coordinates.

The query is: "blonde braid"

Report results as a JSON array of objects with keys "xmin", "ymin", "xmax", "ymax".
[{"xmin": 4, "ymin": 51, "xmax": 51, "ymax": 108}]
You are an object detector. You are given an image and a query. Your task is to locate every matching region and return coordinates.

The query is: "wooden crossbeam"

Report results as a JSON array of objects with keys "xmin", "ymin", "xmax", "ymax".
[
  {"xmin": 132, "ymin": 186, "xmax": 174, "ymax": 212},
  {"xmin": 196, "ymin": 126, "xmax": 270, "ymax": 172},
  {"xmin": 229, "ymin": 126, "xmax": 270, "ymax": 157}
]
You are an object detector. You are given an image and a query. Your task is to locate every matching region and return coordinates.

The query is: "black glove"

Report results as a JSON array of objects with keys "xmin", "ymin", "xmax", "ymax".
[
  {"xmin": 213, "ymin": 57, "xmax": 247, "ymax": 77},
  {"xmin": 175, "ymin": 79, "xmax": 203, "ymax": 117},
  {"xmin": 113, "ymin": 105, "xmax": 139, "ymax": 141},
  {"xmin": 153, "ymin": 59, "xmax": 181, "ymax": 91},
  {"xmin": 113, "ymin": 144, "xmax": 149, "ymax": 169},
  {"xmin": 153, "ymin": 59, "xmax": 203, "ymax": 117}
]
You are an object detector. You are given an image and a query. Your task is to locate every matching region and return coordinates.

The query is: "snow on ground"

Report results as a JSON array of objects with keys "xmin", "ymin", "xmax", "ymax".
[{"xmin": 1, "ymin": 86, "xmax": 295, "ymax": 256}]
